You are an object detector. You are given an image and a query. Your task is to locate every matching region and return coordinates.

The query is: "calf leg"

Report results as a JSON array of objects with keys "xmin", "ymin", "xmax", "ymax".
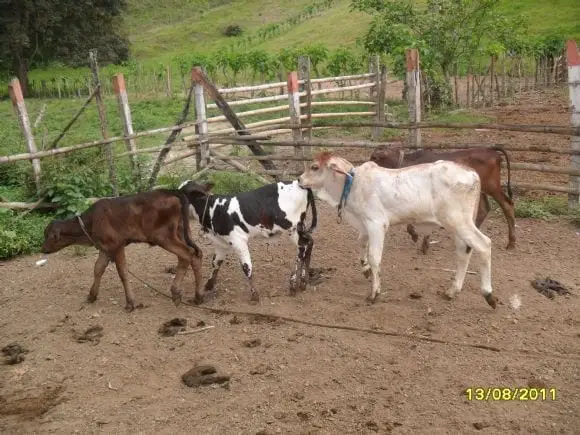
[
  {"xmin": 420, "ymin": 234, "xmax": 431, "ymax": 255},
  {"xmin": 290, "ymin": 227, "xmax": 313, "ymax": 293},
  {"xmin": 358, "ymin": 232, "xmax": 371, "ymax": 279},
  {"xmin": 205, "ymin": 248, "xmax": 227, "ymax": 292},
  {"xmin": 445, "ymin": 236, "xmax": 473, "ymax": 299},
  {"xmin": 87, "ymin": 251, "xmax": 110, "ymax": 303},
  {"xmin": 158, "ymin": 239, "xmax": 199, "ymax": 306},
  {"xmin": 465, "ymin": 194, "xmax": 491, "ymax": 254},
  {"xmin": 491, "ymin": 190, "xmax": 516, "ymax": 250},
  {"xmin": 451, "ymin": 224, "xmax": 496, "ymax": 308},
  {"xmin": 112, "ymin": 248, "xmax": 139, "ymax": 312},
  {"xmin": 232, "ymin": 240, "xmax": 259, "ymax": 303},
  {"xmin": 406, "ymin": 223, "xmax": 419, "ymax": 243},
  {"xmin": 366, "ymin": 223, "xmax": 386, "ymax": 304}
]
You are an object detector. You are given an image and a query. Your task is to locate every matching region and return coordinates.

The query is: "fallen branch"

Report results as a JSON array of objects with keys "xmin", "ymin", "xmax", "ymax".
[{"xmin": 177, "ymin": 325, "xmax": 215, "ymax": 335}]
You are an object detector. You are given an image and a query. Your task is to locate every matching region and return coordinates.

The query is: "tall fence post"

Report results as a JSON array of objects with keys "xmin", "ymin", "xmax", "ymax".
[
  {"xmin": 298, "ymin": 56, "xmax": 312, "ymax": 153},
  {"xmin": 369, "ymin": 55, "xmax": 378, "ymax": 98},
  {"xmin": 89, "ymin": 49, "xmax": 118, "ymax": 196},
  {"xmin": 112, "ymin": 73, "xmax": 139, "ymax": 182},
  {"xmin": 8, "ymin": 78, "xmax": 41, "ymax": 193},
  {"xmin": 287, "ymin": 71, "xmax": 303, "ymax": 157},
  {"xmin": 372, "ymin": 65, "xmax": 387, "ymax": 139},
  {"xmin": 406, "ymin": 48, "xmax": 422, "ymax": 148},
  {"xmin": 194, "ymin": 72, "xmax": 209, "ymax": 170},
  {"xmin": 567, "ymin": 40, "xmax": 580, "ymax": 208}
]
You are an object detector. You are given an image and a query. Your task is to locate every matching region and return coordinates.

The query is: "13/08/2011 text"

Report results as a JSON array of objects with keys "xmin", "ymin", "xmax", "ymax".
[{"xmin": 465, "ymin": 387, "xmax": 557, "ymax": 401}]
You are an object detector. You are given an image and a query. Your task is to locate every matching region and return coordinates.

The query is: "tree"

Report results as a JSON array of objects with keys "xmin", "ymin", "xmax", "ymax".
[
  {"xmin": 0, "ymin": 0, "xmax": 130, "ymax": 96},
  {"xmin": 351, "ymin": 0, "xmax": 524, "ymax": 107}
]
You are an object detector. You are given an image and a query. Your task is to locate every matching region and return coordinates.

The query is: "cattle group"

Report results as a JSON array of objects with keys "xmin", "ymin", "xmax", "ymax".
[{"xmin": 41, "ymin": 146, "xmax": 515, "ymax": 312}]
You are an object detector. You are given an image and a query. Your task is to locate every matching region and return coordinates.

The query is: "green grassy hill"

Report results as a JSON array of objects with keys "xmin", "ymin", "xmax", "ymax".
[
  {"xmin": 22, "ymin": 0, "xmax": 580, "ymax": 83},
  {"xmin": 123, "ymin": 0, "xmax": 579, "ymax": 63}
]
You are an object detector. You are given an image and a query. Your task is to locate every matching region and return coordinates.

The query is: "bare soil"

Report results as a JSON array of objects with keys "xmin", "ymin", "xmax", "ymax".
[{"xmin": 1, "ymin": 90, "xmax": 580, "ymax": 434}]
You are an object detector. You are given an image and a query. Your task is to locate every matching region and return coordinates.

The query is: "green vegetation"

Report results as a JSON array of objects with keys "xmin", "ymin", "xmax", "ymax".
[
  {"xmin": 514, "ymin": 196, "xmax": 580, "ymax": 221},
  {"xmin": 0, "ymin": 210, "xmax": 53, "ymax": 259}
]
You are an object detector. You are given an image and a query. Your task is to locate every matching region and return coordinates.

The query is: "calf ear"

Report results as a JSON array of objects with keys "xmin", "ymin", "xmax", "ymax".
[
  {"xmin": 328, "ymin": 162, "xmax": 349, "ymax": 176},
  {"xmin": 203, "ymin": 182, "xmax": 215, "ymax": 192}
]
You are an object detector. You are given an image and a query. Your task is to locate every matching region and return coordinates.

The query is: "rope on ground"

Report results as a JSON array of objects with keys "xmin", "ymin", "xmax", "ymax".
[{"xmin": 126, "ymin": 270, "xmax": 580, "ymax": 362}]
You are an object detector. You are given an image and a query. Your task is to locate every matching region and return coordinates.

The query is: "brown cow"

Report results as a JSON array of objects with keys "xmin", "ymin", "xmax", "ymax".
[
  {"xmin": 369, "ymin": 145, "xmax": 515, "ymax": 254},
  {"xmin": 41, "ymin": 189, "xmax": 204, "ymax": 311}
]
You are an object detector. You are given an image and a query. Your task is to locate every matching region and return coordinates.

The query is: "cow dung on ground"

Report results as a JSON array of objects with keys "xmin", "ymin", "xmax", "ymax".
[
  {"xmin": 2, "ymin": 343, "xmax": 29, "ymax": 365},
  {"xmin": 73, "ymin": 325, "xmax": 104, "ymax": 344},
  {"xmin": 181, "ymin": 363, "xmax": 230, "ymax": 388},
  {"xmin": 531, "ymin": 278, "xmax": 573, "ymax": 299},
  {"xmin": 158, "ymin": 318, "xmax": 187, "ymax": 336}
]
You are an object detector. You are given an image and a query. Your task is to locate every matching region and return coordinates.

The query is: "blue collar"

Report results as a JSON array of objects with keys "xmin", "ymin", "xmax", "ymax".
[{"xmin": 337, "ymin": 169, "xmax": 355, "ymax": 221}]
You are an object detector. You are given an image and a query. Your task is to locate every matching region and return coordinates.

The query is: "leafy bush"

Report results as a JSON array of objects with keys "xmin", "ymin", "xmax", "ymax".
[
  {"xmin": 0, "ymin": 210, "xmax": 53, "ymax": 260},
  {"xmin": 224, "ymin": 24, "xmax": 243, "ymax": 37},
  {"xmin": 200, "ymin": 171, "xmax": 264, "ymax": 195}
]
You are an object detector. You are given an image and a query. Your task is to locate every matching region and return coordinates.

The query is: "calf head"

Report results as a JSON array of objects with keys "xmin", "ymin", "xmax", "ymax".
[
  {"xmin": 299, "ymin": 152, "xmax": 354, "ymax": 192},
  {"xmin": 41, "ymin": 219, "xmax": 76, "ymax": 254},
  {"xmin": 369, "ymin": 145, "xmax": 405, "ymax": 168},
  {"xmin": 179, "ymin": 180, "xmax": 214, "ymax": 200}
]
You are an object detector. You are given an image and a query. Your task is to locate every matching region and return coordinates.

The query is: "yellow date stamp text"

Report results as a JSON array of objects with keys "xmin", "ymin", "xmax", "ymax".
[{"xmin": 465, "ymin": 387, "xmax": 557, "ymax": 401}]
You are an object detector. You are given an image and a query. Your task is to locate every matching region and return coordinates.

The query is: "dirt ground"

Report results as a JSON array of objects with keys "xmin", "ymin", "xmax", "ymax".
[{"xmin": 2, "ymin": 90, "xmax": 580, "ymax": 434}]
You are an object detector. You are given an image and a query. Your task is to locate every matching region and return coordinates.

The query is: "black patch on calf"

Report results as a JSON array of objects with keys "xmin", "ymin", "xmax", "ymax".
[
  {"xmin": 242, "ymin": 263, "xmax": 251, "ymax": 278},
  {"xmin": 231, "ymin": 212, "xmax": 249, "ymax": 233},
  {"xmin": 184, "ymin": 182, "xmax": 296, "ymax": 236}
]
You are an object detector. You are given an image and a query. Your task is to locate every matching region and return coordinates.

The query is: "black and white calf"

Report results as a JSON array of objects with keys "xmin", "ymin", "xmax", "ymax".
[{"xmin": 178, "ymin": 179, "xmax": 317, "ymax": 303}]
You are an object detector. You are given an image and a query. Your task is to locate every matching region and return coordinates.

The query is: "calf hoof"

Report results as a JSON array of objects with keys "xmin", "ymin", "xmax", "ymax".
[
  {"xmin": 86, "ymin": 293, "xmax": 97, "ymax": 303},
  {"xmin": 299, "ymin": 278, "xmax": 308, "ymax": 291},
  {"xmin": 249, "ymin": 292, "xmax": 260, "ymax": 304},
  {"xmin": 506, "ymin": 242, "xmax": 516, "ymax": 250},
  {"xmin": 484, "ymin": 293, "xmax": 498, "ymax": 309},
  {"xmin": 410, "ymin": 233, "xmax": 419, "ymax": 243},
  {"xmin": 366, "ymin": 293, "xmax": 379, "ymax": 304},
  {"xmin": 192, "ymin": 293, "xmax": 204, "ymax": 305},
  {"xmin": 420, "ymin": 241, "xmax": 430, "ymax": 255},
  {"xmin": 439, "ymin": 290, "xmax": 455, "ymax": 301},
  {"xmin": 124, "ymin": 303, "xmax": 135, "ymax": 312},
  {"xmin": 204, "ymin": 279, "xmax": 215, "ymax": 292},
  {"xmin": 171, "ymin": 290, "xmax": 182, "ymax": 307}
]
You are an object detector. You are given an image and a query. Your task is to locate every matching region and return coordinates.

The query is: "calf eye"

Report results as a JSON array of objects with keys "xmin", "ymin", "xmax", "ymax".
[{"xmin": 310, "ymin": 164, "xmax": 319, "ymax": 171}]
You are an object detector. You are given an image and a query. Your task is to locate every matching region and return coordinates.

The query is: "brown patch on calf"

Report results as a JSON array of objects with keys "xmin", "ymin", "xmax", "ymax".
[
  {"xmin": 314, "ymin": 151, "xmax": 334, "ymax": 166},
  {"xmin": 369, "ymin": 146, "xmax": 516, "ymax": 251}
]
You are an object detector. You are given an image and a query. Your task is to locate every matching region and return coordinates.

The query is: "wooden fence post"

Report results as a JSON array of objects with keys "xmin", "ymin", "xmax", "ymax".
[
  {"xmin": 298, "ymin": 56, "xmax": 313, "ymax": 151},
  {"xmin": 567, "ymin": 40, "xmax": 580, "ymax": 208},
  {"xmin": 89, "ymin": 49, "xmax": 118, "ymax": 196},
  {"xmin": 194, "ymin": 73, "xmax": 210, "ymax": 170},
  {"xmin": 8, "ymin": 78, "xmax": 41, "ymax": 193},
  {"xmin": 369, "ymin": 55, "xmax": 378, "ymax": 98},
  {"xmin": 112, "ymin": 73, "xmax": 139, "ymax": 180},
  {"xmin": 287, "ymin": 71, "xmax": 303, "ymax": 157},
  {"xmin": 406, "ymin": 48, "xmax": 422, "ymax": 148},
  {"xmin": 372, "ymin": 65, "xmax": 387, "ymax": 138}
]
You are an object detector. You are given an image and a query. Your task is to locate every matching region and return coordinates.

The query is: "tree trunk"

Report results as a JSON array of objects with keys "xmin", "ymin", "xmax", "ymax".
[{"xmin": 12, "ymin": 55, "xmax": 30, "ymax": 97}]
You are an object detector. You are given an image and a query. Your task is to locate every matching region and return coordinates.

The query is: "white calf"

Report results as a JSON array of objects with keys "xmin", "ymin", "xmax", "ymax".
[{"xmin": 298, "ymin": 152, "xmax": 497, "ymax": 308}]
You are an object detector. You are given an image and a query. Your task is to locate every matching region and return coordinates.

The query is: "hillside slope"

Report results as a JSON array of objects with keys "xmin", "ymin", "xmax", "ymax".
[{"xmin": 125, "ymin": 0, "xmax": 580, "ymax": 64}]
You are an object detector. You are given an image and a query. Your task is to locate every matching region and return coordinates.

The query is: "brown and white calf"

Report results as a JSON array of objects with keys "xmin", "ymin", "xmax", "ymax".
[
  {"xmin": 41, "ymin": 189, "xmax": 204, "ymax": 311},
  {"xmin": 298, "ymin": 152, "xmax": 497, "ymax": 308},
  {"xmin": 369, "ymin": 145, "xmax": 515, "ymax": 254}
]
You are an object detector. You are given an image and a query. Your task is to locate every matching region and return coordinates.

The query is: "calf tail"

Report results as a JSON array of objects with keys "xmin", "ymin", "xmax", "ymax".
[
  {"xmin": 306, "ymin": 188, "xmax": 318, "ymax": 234},
  {"xmin": 491, "ymin": 145, "xmax": 513, "ymax": 200},
  {"xmin": 176, "ymin": 191, "xmax": 202, "ymax": 257}
]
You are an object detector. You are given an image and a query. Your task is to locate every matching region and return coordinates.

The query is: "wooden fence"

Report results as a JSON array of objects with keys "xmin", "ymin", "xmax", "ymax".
[{"xmin": 2, "ymin": 43, "xmax": 580, "ymax": 210}]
